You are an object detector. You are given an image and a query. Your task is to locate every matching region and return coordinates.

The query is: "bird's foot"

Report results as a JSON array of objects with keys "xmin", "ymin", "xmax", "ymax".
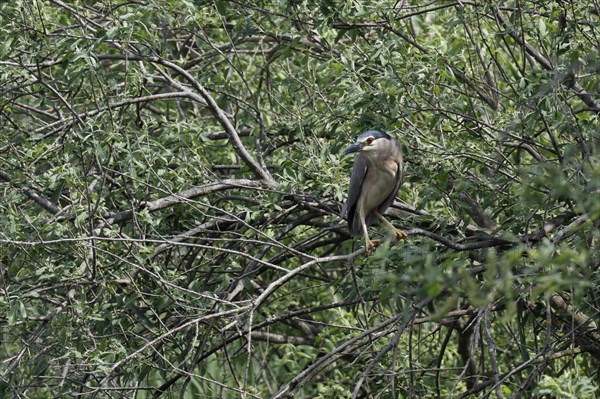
[
  {"xmin": 365, "ymin": 239, "xmax": 381, "ymax": 255},
  {"xmin": 391, "ymin": 229, "xmax": 408, "ymax": 243}
]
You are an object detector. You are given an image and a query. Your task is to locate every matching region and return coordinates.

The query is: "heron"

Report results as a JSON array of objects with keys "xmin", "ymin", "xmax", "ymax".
[{"xmin": 341, "ymin": 130, "xmax": 407, "ymax": 254}]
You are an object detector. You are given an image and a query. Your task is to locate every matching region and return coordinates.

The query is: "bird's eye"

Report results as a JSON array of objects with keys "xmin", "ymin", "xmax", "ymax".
[{"xmin": 366, "ymin": 137, "xmax": 374, "ymax": 145}]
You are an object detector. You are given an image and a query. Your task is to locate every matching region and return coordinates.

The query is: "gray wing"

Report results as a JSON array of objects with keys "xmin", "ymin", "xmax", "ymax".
[
  {"xmin": 377, "ymin": 141, "xmax": 403, "ymax": 215},
  {"xmin": 342, "ymin": 153, "xmax": 370, "ymax": 235}
]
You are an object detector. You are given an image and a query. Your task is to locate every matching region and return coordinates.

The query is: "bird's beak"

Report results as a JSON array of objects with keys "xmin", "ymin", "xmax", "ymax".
[{"xmin": 342, "ymin": 142, "xmax": 362, "ymax": 155}]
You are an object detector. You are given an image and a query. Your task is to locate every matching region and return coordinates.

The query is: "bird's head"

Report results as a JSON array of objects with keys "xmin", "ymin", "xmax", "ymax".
[{"xmin": 342, "ymin": 130, "xmax": 392, "ymax": 155}]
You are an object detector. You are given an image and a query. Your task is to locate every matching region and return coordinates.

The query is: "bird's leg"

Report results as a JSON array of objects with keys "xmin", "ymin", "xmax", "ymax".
[
  {"xmin": 361, "ymin": 215, "xmax": 380, "ymax": 255},
  {"xmin": 374, "ymin": 210, "xmax": 407, "ymax": 242}
]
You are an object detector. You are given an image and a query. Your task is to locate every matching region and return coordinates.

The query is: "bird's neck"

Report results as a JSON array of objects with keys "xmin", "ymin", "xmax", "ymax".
[{"xmin": 367, "ymin": 153, "xmax": 397, "ymax": 174}]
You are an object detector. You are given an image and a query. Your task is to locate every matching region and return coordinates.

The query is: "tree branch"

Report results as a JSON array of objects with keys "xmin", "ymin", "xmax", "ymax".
[
  {"xmin": 405, "ymin": 227, "xmax": 513, "ymax": 250},
  {"xmin": 102, "ymin": 178, "xmax": 269, "ymax": 224},
  {"xmin": 96, "ymin": 54, "xmax": 277, "ymax": 186},
  {"xmin": 0, "ymin": 170, "xmax": 63, "ymax": 215},
  {"xmin": 491, "ymin": 7, "xmax": 600, "ymax": 114}
]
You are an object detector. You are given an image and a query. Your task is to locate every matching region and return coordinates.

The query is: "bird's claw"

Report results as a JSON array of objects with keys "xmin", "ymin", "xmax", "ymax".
[
  {"xmin": 365, "ymin": 239, "xmax": 381, "ymax": 255},
  {"xmin": 364, "ymin": 231, "xmax": 406, "ymax": 255},
  {"xmin": 392, "ymin": 229, "xmax": 408, "ymax": 242}
]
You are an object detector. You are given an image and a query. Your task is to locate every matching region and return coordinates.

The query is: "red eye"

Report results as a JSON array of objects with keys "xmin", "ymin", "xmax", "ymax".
[{"xmin": 366, "ymin": 137, "xmax": 374, "ymax": 145}]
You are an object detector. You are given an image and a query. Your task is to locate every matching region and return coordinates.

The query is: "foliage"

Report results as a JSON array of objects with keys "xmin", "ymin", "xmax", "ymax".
[{"xmin": 1, "ymin": 0, "xmax": 599, "ymax": 398}]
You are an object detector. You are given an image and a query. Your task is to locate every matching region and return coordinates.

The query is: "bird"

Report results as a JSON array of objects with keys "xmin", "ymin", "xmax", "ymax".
[{"xmin": 341, "ymin": 130, "xmax": 407, "ymax": 254}]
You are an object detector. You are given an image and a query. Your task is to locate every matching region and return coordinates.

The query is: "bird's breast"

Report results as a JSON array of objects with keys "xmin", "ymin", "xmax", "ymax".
[{"xmin": 359, "ymin": 160, "xmax": 398, "ymax": 212}]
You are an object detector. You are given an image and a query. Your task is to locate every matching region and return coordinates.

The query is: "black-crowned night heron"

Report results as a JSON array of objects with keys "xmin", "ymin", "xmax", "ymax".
[{"xmin": 341, "ymin": 130, "xmax": 407, "ymax": 254}]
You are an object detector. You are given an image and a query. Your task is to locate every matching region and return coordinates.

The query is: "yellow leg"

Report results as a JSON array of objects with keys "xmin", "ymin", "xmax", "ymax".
[
  {"xmin": 361, "ymin": 211, "xmax": 380, "ymax": 255},
  {"xmin": 374, "ymin": 210, "xmax": 407, "ymax": 242}
]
